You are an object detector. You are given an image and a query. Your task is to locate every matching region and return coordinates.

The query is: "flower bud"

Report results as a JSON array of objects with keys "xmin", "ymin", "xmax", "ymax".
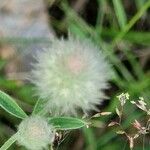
[{"xmin": 17, "ymin": 116, "xmax": 55, "ymax": 150}]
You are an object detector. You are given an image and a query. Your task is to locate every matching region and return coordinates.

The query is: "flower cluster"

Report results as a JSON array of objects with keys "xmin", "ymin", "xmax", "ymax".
[
  {"xmin": 30, "ymin": 37, "xmax": 112, "ymax": 115},
  {"xmin": 109, "ymin": 93, "xmax": 150, "ymax": 150},
  {"xmin": 131, "ymin": 97, "xmax": 150, "ymax": 114}
]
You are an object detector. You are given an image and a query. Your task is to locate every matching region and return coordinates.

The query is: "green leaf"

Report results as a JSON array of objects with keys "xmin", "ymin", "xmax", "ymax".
[
  {"xmin": 48, "ymin": 117, "xmax": 88, "ymax": 130},
  {"xmin": 112, "ymin": 0, "xmax": 127, "ymax": 29},
  {"xmin": 0, "ymin": 133, "xmax": 17, "ymax": 150},
  {"xmin": 83, "ymin": 127, "xmax": 97, "ymax": 150},
  {"xmin": 0, "ymin": 90, "xmax": 28, "ymax": 119},
  {"xmin": 69, "ymin": 23, "xmax": 87, "ymax": 39}
]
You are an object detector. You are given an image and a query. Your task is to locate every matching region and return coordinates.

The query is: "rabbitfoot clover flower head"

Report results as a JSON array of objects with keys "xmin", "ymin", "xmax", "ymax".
[
  {"xmin": 30, "ymin": 37, "xmax": 112, "ymax": 115},
  {"xmin": 17, "ymin": 116, "xmax": 55, "ymax": 150}
]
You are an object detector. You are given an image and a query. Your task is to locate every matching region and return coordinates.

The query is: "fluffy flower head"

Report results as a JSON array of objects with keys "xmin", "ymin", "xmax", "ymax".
[
  {"xmin": 17, "ymin": 116, "xmax": 55, "ymax": 150},
  {"xmin": 30, "ymin": 37, "xmax": 112, "ymax": 115}
]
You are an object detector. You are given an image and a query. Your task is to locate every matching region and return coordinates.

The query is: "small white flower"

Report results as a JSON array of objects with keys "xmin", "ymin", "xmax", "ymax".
[
  {"xmin": 130, "ymin": 97, "xmax": 147, "ymax": 112},
  {"xmin": 130, "ymin": 101, "xmax": 136, "ymax": 104},
  {"xmin": 117, "ymin": 93, "xmax": 129, "ymax": 106},
  {"xmin": 136, "ymin": 97, "xmax": 147, "ymax": 111},
  {"xmin": 30, "ymin": 37, "xmax": 112, "ymax": 115},
  {"xmin": 17, "ymin": 116, "xmax": 55, "ymax": 150}
]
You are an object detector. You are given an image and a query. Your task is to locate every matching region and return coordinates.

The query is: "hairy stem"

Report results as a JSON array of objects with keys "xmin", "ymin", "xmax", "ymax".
[{"xmin": 0, "ymin": 133, "xmax": 17, "ymax": 150}]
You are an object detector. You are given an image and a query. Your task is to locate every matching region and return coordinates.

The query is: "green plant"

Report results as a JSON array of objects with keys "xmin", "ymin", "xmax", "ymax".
[
  {"xmin": 0, "ymin": 0, "xmax": 150, "ymax": 149},
  {"xmin": 0, "ymin": 90, "xmax": 88, "ymax": 150}
]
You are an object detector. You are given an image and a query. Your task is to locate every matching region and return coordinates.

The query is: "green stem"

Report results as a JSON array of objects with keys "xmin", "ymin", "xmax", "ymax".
[{"xmin": 0, "ymin": 133, "xmax": 17, "ymax": 150}]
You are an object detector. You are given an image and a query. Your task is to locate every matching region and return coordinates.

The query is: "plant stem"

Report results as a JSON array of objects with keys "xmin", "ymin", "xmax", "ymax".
[{"xmin": 0, "ymin": 133, "xmax": 17, "ymax": 150}]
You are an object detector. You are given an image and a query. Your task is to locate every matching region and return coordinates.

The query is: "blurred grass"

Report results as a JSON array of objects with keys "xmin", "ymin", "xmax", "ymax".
[
  {"xmin": 0, "ymin": 0, "xmax": 150, "ymax": 149},
  {"xmin": 112, "ymin": 0, "xmax": 127, "ymax": 29}
]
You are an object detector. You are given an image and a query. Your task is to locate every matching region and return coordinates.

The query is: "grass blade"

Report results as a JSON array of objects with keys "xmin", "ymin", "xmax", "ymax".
[
  {"xmin": 112, "ymin": 0, "xmax": 150, "ymax": 46},
  {"xmin": 112, "ymin": 0, "xmax": 127, "ymax": 29}
]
